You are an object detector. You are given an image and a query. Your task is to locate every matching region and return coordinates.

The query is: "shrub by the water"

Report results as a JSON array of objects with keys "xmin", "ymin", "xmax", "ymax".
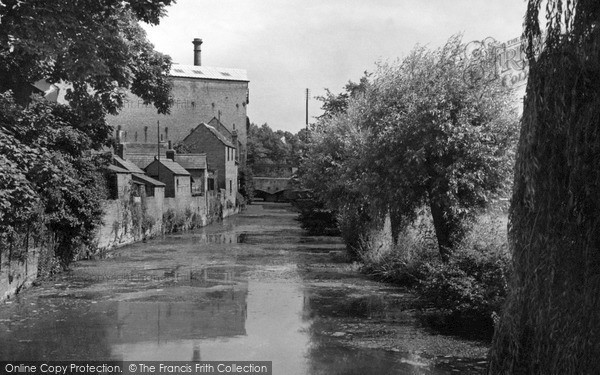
[
  {"xmin": 292, "ymin": 196, "xmax": 339, "ymax": 236},
  {"xmin": 359, "ymin": 210, "xmax": 510, "ymax": 333},
  {"xmin": 358, "ymin": 212, "xmax": 438, "ymax": 286},
  {"xmin": 418, "ymin": 214, "xmax": 510, "ymax": 327}
]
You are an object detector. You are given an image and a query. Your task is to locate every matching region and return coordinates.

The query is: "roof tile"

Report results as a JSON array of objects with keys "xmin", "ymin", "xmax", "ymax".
[
  {"xmin": 170, "ymin": 64, "xmax": 248, "ymax": 82},
  {"xmin": 176, "ymin": 154, "xmax": 207, "ymax": 170},
  {"xmin": 152, "ymin": 159, "xmax": 190, "ymax": 176}
]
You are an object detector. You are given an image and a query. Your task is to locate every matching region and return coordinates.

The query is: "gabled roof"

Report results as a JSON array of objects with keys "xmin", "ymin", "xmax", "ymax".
[
  {"xmin": 113, "ymin": 155, "xmax": 145, "ymax": 174},
  {"xmin": 148, "ymin": 159, "xmax": 190, "ymax": 176},
  {"xmin": 183, "ymin": 123, "xmax": 236, "ymax": 148},
  {"xmin": 205, "ymin": 124, "xmax": 235, "ymax": 148},
  {"xmin": 127, "ymin": 154, "xmax": 156, "ymax": 170},
  {"xmin": 176, "ymin": 154, "xmax": 207, "ymax": 170},
  {"xmin": 170, "ymin": 64, "xmax": 248, "ymax": 82},
  {"xmin": 208, "ymin": 117, "xmax": 232, "ymax": 139},
  {"xmin": 106, "ymin": 165, "xmax": 130, "ymax": 174},
  {"xmin": 132, "ymin": 173, "xmax": 165, "ymax": 187}
]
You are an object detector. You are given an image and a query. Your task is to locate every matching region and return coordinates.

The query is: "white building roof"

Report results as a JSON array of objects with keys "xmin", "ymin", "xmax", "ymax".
[{"xmin": 170, "ymin": 64, "xmax": 248, "ymax": 82}]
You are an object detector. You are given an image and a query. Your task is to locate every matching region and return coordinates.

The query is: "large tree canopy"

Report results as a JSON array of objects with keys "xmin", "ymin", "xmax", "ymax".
[
  {"xmin": 489, "ymin": 1, "xmax": 600, "ymax": 373},
  {"xmin": 363, "ymin": 37, "xmax": 518, "ymax": 259},
  {"xmin": 302, "ymin": 36, "xmax": 519, "ymax": 259},
  {"xmin": 0, "ymin": 0, "xmax": 175, "ymax": 268},
  {"xmin": 0, "ymin": 0, "xmax": 173, "ymax": 115}
]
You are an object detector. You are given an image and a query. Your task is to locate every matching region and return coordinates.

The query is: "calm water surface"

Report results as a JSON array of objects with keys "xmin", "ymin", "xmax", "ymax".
[{"xmin": 0, "ymin": 203, "xmax": 489, "ymax": 374}]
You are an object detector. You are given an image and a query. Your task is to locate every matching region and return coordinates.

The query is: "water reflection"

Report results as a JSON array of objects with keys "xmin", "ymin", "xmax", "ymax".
[
  {"xmin": 0, "ymin": 203, "xmax": 488, "ymax": 374},
  {"xmin": 194, "ymin": 232, "xmax": 248, "ymax": 244},
  {"xmin": 111, "ymin": 281, "xmax": 311, "ymax": 375},
  {"xmin": 111, "ymin": 295, "xmax": 247, "ymax": 344},
  {"xmin": 0, "ymin": 298, "xmax": 116, "ymax": 360}
]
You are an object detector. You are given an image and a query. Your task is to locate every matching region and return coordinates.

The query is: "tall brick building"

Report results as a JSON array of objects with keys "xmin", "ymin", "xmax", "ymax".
[{"xmin": 107, "ymin": 38, "xmax": 249, "ymax": 162}]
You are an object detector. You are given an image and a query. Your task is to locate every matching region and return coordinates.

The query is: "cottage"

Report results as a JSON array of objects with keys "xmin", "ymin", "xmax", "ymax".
[
  {"xmin": 112, "ymin": 155, "xmax": 165, "ymax": 197},
  {"xmin": 165, "ymin": 150, "xmax": 208, "ymax": 197},
  {"xmin": 145, "ymin": 158, "xmax": 191, "ymax": 198},
  {"xmin": 180, "ymin": 123, "xmax": 238, "ymax": 203},
  {"xmin": 105, "ymin": 165, "xmax": 132, "ymax": 200}
]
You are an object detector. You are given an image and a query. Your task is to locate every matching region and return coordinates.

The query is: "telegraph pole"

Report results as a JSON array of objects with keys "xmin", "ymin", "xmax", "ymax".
[
  {"xmin": 157, "ymin": 120, "xmax": 160, "ymax": 182},
  {"xmin": 305, "ymin": 88, "xmax": 310, "ymax": 129}
]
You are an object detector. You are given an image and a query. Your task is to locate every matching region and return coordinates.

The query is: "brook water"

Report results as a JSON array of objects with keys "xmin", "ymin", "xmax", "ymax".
[{"xmin": 0, "ymin": 203, "xmax": 489, "ymax": 374}]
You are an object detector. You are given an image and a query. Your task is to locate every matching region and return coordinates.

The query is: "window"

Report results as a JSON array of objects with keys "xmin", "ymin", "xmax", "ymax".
[
  {"xmin": 229, "ymin": 180, "xmax": 232, "ymax": 195},
  {"xmin": 145, "ymin": 185, "xmax": 154, "ymax": 197},
  {"xmin": 106, "ymin": 174, "xmax": 118, "ymax": 200}
]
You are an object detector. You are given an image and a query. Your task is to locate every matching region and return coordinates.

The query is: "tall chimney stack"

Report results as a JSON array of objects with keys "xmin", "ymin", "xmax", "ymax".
[{"xmin": 192, "ymin": 38, "xmax": 203, "ymax": 66}]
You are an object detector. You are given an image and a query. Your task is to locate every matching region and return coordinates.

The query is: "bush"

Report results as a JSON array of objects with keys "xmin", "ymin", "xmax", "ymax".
[
  {"xmin": 162, "ymin": 209, "xmax": 185, "ymax": 234},
  {"xmin": 359, "ymin": 210, "xmax": 439, "ymax": 286},
  {"xmin": 358, "ymin": 209, "xmax": 510, "ymax": 333},
  {"xmin": 292, "ymin": 196, "xmax": 339, "ymax": 236},
  {"xmin": 141, "ymin": 213, "xmax": 155, "ymax": 234},
  {"xmin": 417, "ymin": 214, "xmax": 510, "ymax": 328}
]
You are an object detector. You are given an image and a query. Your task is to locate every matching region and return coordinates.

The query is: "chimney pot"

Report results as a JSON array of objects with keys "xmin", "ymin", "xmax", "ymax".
[
  {"xmin": 116, "ymin": 143, "xmax": 125, "ymax": 159},
  {"xmin": 192, "ymin": 38, "xmax": 203, "ymax": 66},
  {"xmin": 166, "ymin": 149, "xmax": 175, "ymax": 161}
]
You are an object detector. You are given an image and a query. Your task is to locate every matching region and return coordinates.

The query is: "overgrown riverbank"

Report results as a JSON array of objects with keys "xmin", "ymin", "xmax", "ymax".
[
  {"xmin": 360, "ymin": 208, "xmax": 510, "ymax": 337},
  {"xmin": 293, "ymin": 198, "xmax": 511, "ymax": 338}
]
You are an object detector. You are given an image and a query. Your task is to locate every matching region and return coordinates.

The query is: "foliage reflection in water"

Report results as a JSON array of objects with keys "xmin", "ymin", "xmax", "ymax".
[{"xmin": 0, "ymin": 203, "xmax": 488, "ymax": 374}]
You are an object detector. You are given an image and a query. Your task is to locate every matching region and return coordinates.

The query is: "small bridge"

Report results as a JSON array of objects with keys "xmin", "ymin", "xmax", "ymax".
[{"xmin": 252, "ymin": 177, "xmax": 293, "ymax": 202}]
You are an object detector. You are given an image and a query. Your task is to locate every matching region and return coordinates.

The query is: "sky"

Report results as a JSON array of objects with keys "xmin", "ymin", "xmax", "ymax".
[{"xmin": 142, "ymin": 0, "xmax": 528, "ymax": 133}]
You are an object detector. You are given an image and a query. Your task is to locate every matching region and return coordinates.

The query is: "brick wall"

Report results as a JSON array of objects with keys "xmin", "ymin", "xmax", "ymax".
[
  {"xmin": 175, "ymin": 175, "xmax": 192, "ymax": 198},
  {"xmin": 96, "ymin": 187, "xmax": 216, "ymax": 251},
  {"xmin": 163, "ymin": 195, "xmax": 209, "ymax": 227},
  {"xmin": 108, "ymin": 78, "xmax": 248, "ymax": 154},
  {"xmin": 0, "ymin": 248, "xmax": 39, "ymax": 302},
  {"xmin": 96, "ymin": 184, "xmax": 166, "ymax": 250}
]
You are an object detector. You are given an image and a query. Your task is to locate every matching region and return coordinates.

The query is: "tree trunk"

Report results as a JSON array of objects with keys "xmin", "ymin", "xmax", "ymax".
[
  {"xmin": 489, "ymin": 39, "xmax": 600, "ymax": 373},
  {"xmin": 429, "ymin": 198, "xmax": 462, "ymax": 262}
]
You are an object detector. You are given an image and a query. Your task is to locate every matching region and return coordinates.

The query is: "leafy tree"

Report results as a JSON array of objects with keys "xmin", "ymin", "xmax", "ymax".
[
  {"xmin": 247, "ymin": 123, "xmax": 302, "ymax": 176},
  {"xmin": 316, "ymin": 76, "xmax": 370, "ymax": 120},
  {"xmin": 300, "ymin": 104, "xmax": 374, "ymax": 255},
  {"xmin": 363, "ymin": 35, "xmax": 518, "ymax": 260},
  {"xmin": 0, "ymin": 0, "xmax": 174, "ymax": 268},
  {"xmin": 302, "ymin": 36, "xmax": 519, "ymax": 260},
  {"xmin": 0, "ymin": 0, "xmax": 173, "ymax": 113},
  {"xmin": 0, "ymin": 94, "xmax": 109, "ymax": 266},
  {"xmin": 489, "ymin": 1, "xmax": 600, "ymax": 373}
]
